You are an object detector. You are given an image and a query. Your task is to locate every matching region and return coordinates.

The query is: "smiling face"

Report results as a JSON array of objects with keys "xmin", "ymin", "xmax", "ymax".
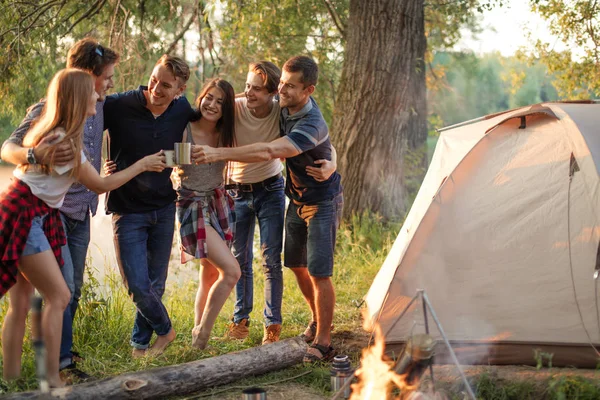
[
  {"xmin": 93, "ymin": 63, "xmax": 115, "ymax": 101},
  {"xmin": 278, "ymin": 70, "xmax": 314, "ymax": 114},
  {"xmin": 200, "ymin": 86, "xmax": 225, "ymax": 123},
  {"xmin": 146, "ymin": 63, "xmax": 185, "ymax": 108},
  {"xmin": 245, "ymin": 71, "xmax": 275, "ymax": 111}
]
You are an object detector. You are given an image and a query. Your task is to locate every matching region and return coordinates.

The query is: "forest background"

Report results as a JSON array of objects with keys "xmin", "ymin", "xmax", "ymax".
[{"xmin": 0, "ymin": 0, "xmax": 599, "ymax": 218}]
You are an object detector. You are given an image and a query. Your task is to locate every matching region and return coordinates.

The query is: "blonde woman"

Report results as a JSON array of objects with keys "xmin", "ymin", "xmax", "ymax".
[{"xmin": 0, "ymin": 68, "xmax": 165, "ymax": 387}]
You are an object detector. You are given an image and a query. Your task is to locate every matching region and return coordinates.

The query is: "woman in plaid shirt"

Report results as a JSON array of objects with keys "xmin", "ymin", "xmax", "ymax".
[
  {"xmin": 0, "ymin": 69, "xmax": 165, "ymax": 387},
  {"xmin": 174, "ymin": 79, "xmax": 238, "ymax": 350}
]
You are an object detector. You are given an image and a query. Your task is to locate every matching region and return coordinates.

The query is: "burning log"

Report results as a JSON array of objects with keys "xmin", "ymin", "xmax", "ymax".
[{"xmin": 4, "ymin": 337, "xmax": 307, "ymax": 400}]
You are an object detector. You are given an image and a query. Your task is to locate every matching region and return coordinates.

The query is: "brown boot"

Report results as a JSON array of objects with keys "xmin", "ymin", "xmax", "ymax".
[
  {"xmin": 225, "ymin": 318, "xmax": 249, "ymax": 340},
  {"xmin": 262, "ymin": 324, "xmax": 282, "ymax": 345}
]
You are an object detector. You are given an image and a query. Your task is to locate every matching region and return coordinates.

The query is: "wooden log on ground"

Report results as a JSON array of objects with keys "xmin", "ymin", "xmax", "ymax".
[{"xmin": 5, "ymin": 337, "xmax": 308, "ymax": 399}]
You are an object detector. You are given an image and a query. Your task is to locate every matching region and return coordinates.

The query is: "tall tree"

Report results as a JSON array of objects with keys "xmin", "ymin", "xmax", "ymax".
[{"xmin": 330, "ymin": 0, "xmax": 427, "ymax": 219}]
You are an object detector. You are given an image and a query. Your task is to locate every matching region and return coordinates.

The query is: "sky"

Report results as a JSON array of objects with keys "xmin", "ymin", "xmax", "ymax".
[{"xmin": 455, "ymin": 0, "xmax": 564, "ymax": 56}]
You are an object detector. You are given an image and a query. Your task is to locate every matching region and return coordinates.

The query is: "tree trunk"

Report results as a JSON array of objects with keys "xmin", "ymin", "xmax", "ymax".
[
  {"xmin": 5, "ymin": 337, "xmax": 307, "ymax": 400},
  {"xmin": 331, "ymin": 0, "xmax": 427, "ymax": 219}
]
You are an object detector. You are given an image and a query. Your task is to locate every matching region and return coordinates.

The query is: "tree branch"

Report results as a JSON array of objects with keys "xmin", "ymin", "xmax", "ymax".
[
  {"xmin": 63, "ymin": 0, "xmax": 109, "ymax": 37},
  {"xmin": 164, "ymin": 2, "xmax": 200, "ymax": 54},
  {"xmin": 321, "ymin": 0, "xmax": 345, "ymax": 39}
]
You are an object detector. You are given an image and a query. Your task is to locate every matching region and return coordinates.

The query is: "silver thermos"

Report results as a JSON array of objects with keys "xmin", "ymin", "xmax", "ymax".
[{"xmin": 330, "ymin": 354, "xmax": 353, "ymax": 398}]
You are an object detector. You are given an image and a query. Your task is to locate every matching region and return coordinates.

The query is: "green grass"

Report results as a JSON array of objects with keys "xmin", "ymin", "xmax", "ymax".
[{"xmin": 1, "ymin": 212, "xmax": 599, "ymax": 399}]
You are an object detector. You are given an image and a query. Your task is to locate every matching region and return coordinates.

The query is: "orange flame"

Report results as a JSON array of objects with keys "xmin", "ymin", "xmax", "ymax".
[{"xmin": 350, "ymin": 325, "xmax": 419, "ymax": 400}]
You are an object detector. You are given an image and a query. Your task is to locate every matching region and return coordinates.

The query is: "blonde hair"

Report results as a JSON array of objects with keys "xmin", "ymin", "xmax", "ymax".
[{"xmin": 23, "ymin": 68, "xmax": 94, "ymax": 177}]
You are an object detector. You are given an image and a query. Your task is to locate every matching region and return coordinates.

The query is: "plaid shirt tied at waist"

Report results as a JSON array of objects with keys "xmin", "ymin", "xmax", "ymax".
[
  {"xmin": 176, "ymin": 186, "xmax": 235, "ymax": 263},
  {"xmin": 0, "ymin": 179, "xmax": 66, "ymax": 298}
]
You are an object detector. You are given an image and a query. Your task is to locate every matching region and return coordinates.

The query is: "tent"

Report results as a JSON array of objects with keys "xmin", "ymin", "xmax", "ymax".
[{"xmin": 364, "ymin": 101, "xmax": 600, "ymax": 368}]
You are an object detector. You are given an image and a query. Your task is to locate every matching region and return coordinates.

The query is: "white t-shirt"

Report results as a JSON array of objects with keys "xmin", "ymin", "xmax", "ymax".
[
  {"xmin": 230, "ymin": 97, "xmax": 283, "ymax": 183},
  {"xmin": 14, "ymin": 129, "xmax": 87, "ymax": 208}
]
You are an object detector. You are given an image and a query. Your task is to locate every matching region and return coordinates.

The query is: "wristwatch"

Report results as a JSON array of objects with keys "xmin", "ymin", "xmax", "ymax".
[{"xmin": 27, "ymin": 147, "xmax": 38, "ymax": 165}]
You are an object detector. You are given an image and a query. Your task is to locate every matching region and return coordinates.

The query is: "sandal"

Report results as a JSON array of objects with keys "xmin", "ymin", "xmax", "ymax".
[
  {"xmin": 300, "ymin": 321, "xmax": 317, "ymax": 343},
  {"xmin": 303, "ymin": 343, "xmax": 336, "ymax": 363}
]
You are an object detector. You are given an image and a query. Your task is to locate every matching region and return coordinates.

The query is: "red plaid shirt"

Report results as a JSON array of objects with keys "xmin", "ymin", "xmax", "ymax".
[{"xmin": 0, "ymin": 179, "xmax": 66, "ymax": 298}]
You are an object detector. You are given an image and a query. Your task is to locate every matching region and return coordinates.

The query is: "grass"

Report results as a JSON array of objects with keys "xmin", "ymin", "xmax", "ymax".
[{"xmin": 0, "ymin": 212, "xmax": 599, "ymax": 399}]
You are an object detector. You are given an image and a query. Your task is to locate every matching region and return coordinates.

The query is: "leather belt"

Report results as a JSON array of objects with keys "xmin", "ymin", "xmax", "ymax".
[{"xmin": 224, "ymin": 173, "xmax": 282, "ymax": 192}]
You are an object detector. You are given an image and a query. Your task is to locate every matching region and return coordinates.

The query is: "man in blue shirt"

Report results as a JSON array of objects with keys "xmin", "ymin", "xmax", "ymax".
[
  {"xmin": 195, "ymin": 56, "xmax": 343, "ymax": 363},
  {"xmin": 103, "ymin": 55, "xmax": 193, "ymax": 357},
  {"xmin": 0, "ymin": 38, "xmax": 119, "ymax": 382}
]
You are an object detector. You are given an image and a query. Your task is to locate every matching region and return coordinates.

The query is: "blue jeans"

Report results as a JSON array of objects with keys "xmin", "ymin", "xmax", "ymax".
[
  {"xmin": 112, "ymin": 203, "xmax": 175, "ymax": 349},
  {"xmin": 59, "ymin": 212, "xmax": 90, "ymax": 369},
  {"xmin": 230, "ymin": 176, "xmax": 285, "ymax": 326},
  {"xmin": 284, "ymin": 194, "xmax": 343, "ymax": 277}
]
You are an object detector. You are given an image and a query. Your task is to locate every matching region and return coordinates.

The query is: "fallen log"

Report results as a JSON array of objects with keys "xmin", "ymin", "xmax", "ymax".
[{"xmin": 5, "ymin": 336, "xmax": 308, "ymax": 399}]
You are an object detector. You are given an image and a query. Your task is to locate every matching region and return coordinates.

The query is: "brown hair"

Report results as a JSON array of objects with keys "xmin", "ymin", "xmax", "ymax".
[
  {"xmin": 191, "ymin": 78, "xmax": 236, "ymax": 148},
  {"xmin": 23, "ymin": 69, "xmax": 94, "ymax": 177},
  {"xmin": 156, "ymin": 54, "xmax": 190, "ymax": 85},
  {"xmin": 249, "ymin": 61, "xmax": 281, "ymax": 93},
  {"xmin": 67, "ymin": 38, "xmax": 119, "ymax": 77},
  {"xmin": 283, "ymin": 56, "xmax": 319, "ymax": 87}
]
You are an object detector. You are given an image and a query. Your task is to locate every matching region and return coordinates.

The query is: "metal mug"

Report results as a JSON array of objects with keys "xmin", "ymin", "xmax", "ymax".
[
  {"xmin": 242, "ymin": 387, "xmax": 266, "ymax": 400},
  {"xmin": 174, "ymin": 142, "xmax": 192, "ymax": 165},
  {"xmin": 163, "ymin": 150, "xmax": 176, "ymax": 167}
]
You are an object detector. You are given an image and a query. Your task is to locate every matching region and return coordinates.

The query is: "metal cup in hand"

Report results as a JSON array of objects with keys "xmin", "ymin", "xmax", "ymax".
[
  {"xmin": 164, "ymin": 150, "xmax": 176, "ymax": 167},
  {"xmin": 174, "ymin": 142, "xmax": 192, "ymax": 165}
]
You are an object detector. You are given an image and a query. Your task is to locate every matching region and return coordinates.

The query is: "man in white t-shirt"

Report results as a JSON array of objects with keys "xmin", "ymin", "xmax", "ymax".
[{"xmin": 225, "ymin": 61, "xmax": 335, "ymax": 344}]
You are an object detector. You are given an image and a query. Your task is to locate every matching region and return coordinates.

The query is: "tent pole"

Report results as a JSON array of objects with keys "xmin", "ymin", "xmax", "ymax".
[
  {"xmin": 422, "ymin": 291, "xmax": 476, "ymax": 400},
  {"xmin": 382, "ymin": 292, "xmax": 420, "ymax": 340}
]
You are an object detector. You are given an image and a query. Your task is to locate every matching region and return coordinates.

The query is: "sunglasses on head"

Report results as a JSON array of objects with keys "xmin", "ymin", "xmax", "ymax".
[{"xmin": 95, "ymin": 44, "xmax": 104, "ymax": 57}]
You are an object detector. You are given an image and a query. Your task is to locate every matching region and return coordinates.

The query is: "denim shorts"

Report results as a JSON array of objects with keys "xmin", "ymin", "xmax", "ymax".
[
  {"xmin": 22, "ymin": 215, "xmax": 51, "ymax": 256},
  {"xmin": 284, "ymin": 194, "xmax": 343, "ymax": 277}
]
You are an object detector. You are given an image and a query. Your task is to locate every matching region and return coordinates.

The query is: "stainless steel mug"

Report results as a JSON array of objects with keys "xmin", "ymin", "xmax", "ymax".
[
  {"xmin": 174, "ymin": 142, "xmax": 192, "ymax": 165},
  {"xmin": 242, "ymin": 387, "xmax": 266, "ymax": 400},
  {"xmin": 164, "ymin": 150, "xmax": 176, "ymax": 167}
]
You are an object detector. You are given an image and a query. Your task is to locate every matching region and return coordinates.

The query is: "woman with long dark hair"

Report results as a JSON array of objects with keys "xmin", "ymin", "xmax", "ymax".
[{"xmin": 174, "ymin": 78, "xmax": 239, "ymax": 349}]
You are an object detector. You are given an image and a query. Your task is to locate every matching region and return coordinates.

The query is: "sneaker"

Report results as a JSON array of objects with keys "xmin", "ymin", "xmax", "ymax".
[
  {"xmin": 59, "ymin": 363, "xmax": 92, "ymax": 384},
  {"xmin": 225, "ymin": 318, "xmax": 249, "ymax": 340},
  {"xmin": 262, "ymin": 324, "xmax": 282, "ymax": 345}
]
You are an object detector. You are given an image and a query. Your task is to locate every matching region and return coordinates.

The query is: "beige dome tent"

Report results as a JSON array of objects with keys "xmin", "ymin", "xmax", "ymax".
[{"xmin": 365, "ymin": 102, "xmax": 600, "ymax": 368}]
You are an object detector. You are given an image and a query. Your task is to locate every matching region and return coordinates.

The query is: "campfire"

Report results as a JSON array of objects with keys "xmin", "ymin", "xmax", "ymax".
[{"xmin": 349, "ymin": 326, "xmax": 436, "ymax": 400}]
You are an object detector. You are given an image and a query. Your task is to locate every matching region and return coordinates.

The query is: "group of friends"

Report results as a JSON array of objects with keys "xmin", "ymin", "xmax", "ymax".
[{"xmin": 0, "ymin": 37, "xmax": 343, "ymax": 388}]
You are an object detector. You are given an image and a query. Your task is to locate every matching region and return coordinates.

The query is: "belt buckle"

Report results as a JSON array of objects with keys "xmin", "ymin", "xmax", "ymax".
[{"xmin": 240, "ymin": 183, "xmax": 253, "ymax": 192}]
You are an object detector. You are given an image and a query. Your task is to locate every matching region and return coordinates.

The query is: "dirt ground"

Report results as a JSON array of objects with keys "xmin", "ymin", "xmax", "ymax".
[{"xmin": 182, "ymin": 329, "xmax": 600, "ymax": 399}]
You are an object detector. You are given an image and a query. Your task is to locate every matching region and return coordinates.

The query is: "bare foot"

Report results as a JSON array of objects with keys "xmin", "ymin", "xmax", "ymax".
[
  {"xmin": 191, "ymin": 325, "xmax": 210, "ymax": 349},
  {"xmin": 47, "ymin": 374, "xmax": 66, "ymax": 388},
  {"xmin": 148, "ymin": 328, "xmax": 176, "ymax": 356},
  {"xmin": 132, "ymin": 348, "xmax": 147, "ymax": 359}
]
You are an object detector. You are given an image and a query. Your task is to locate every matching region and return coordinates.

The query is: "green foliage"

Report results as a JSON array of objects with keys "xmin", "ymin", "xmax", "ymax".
[
  {"xmin": 475, "ymin": 373, "xmax": 538, "ymax": 399},
  {"xmin": 529, "ymin": 0, "xmax": 600, "ymax": 99},
  {"xmin": 548, "ymin": 375, "xmax": 600, "ymax": 400},
  {"xmin": 428, "ymin": 51, "xmax": 560, "ymax": 130},
  {"xmin": 534, "ymin": 348, "xmax": 554, "ymax": 369}
]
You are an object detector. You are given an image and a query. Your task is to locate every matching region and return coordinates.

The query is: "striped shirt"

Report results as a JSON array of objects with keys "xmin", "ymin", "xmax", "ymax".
[{"xmin": 280, "ymin": 97, "xmax": 342, "ymax": 204}]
